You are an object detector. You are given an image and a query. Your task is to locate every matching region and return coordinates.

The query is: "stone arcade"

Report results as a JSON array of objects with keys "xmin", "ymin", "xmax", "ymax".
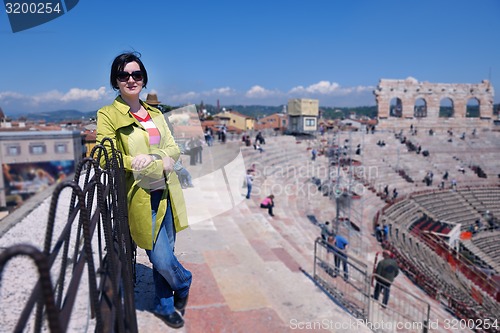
[{"xmin": 374, "ymin": 77, "xmax": 495, "ymax": 129}]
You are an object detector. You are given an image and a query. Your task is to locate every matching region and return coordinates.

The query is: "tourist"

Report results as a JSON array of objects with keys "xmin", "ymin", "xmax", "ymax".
[
  {"xmin": 375, "ymin": 223, "xmax": 383, "ymax": 242},
  {"xmin": 174, "ymin": 157, "xmax": 194, "ymax": 188},
  {"xmin": 255, "ymin": 131, "xmax": 265, "ymax": 145},
  {"xmin": 260, "ymin": 194, "xmax": 275, "ymax": 217},
  {"xmin": 194, "ymin": 136, "xmax": 203, "ymax": 164},
  {"xmin": 96, "ymin": 51, "xmax": 191, "ymax": 328},
  {"xmin": 186, "ymin": 137, "xmax": 197, "ymax": 166},
  {"xmin": 245, "ymin": 169, "xmax": 254, "ymax": 199},
  {"xmin": 373, "ymin": 251, "xmax": 399, "ymax": 308},
  {"xmin": 392, "ymin": 188, "xmax": 398, "ymax": 200},
  {"xmin": 383, "ymin": 224, "xmax": 389, "ymax": 241},
  {"xmin": 311, "ymin": 148, "xmax": 317, "ymax": 161},
  {"xmin": 321, "ymin": 221, "xmax": 331, "ymax": 241},
  {"xmin": 205, "ymin": 127, "xmax": 213, "ymax": 146},
  {"xmin": 331, "ymin": 233, "xmax": 349, "ymax": 280}
]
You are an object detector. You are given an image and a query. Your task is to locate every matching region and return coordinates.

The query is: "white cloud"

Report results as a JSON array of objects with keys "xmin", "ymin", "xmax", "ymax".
[
  {"xmin": 0, "ymin": 91, "xmax": 24, "ymax": 100},
  {"xmin": 170, "ymin": 91, "xmax": 200, "ymax": 102},
  {"xmin": 288, "ymin": 81, "xmax": 374, "ymax": 98},
  {"xmin": 0, "ymin": 87, "xmax": 113, "ymax": 113},
  {"xmin": 1, "ymin": 87, "xmax": 110, "ymax": 106},
  {"xmin": 32, "ymin": 90, "xmax": 64, "ymax": 104},
  {"xmin": 354, "ymin": 85, "xmax": 375, "ymax": 93},
  {"xmin": 245, "ymin": 85, "xmax": 279, "ymax": 98},
  {"xmin": 205, "ymin": 87, "xmax": 235, "ymax": 96},
  {"xmin": 60, "ymin": 87, "xmax": 107, "ymax": 102},
  {"xmin": 165, "ymin": 82, "xmax": 375, "ymax": 106},
  {"xmin": 141, "ymin": 89, "xmax": 158, "ymax": 101},
  {"xmin": 170, "ymin": 87, "xmax": 236, "ymax": 103},
  {"xmin": 0, "ymin": 81, "xmax": 378, "ymax": 114},
  {"xmin": 289, "ymin": 80, "xmax": 340, "ymax": 94}
]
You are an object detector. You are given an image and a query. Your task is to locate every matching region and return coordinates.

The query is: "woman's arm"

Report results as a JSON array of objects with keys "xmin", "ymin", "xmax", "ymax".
[{"xmin": 96, "ymin": 108, "xmax": 164, "ymax": 179}]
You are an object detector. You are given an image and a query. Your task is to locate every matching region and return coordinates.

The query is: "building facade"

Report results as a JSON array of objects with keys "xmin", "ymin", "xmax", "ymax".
[
  {"xmin": 374, "ymin": 77, "xmax": 495, "ymax": 129},
  {"xmin": 0, "ymin": 130, "xmax": 84, "ymax": 210},
  {"xmin": 255, "ymin": 113, "xmax": 288, "ymax": 132},
  {"xmin": 213, "ymin": 110, "xmax": 255, "ymax": 132},
  {"xmin": 287, "ymin": 98, "xmax": 319, "ymax": 133}
]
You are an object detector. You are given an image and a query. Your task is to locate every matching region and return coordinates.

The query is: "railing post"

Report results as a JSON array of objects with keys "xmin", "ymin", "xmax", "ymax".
[
  {"xmin": 313, "ymin": 238, "xmax": 318, "ymax": 277},
  {"xmin": 364, "ymin": 272, "xmax": 371, "ymax": 320}
]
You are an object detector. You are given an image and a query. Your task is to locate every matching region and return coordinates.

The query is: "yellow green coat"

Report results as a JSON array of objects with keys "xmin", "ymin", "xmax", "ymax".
[{"xmin": 96, "ymin": 96, "xmax": 188, "ymax": 250}]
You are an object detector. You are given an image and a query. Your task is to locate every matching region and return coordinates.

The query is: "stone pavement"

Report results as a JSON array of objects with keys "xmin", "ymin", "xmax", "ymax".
[
  {"xmin": 4, "ymin": 128, "xmax": 493, "ymax": 332},
  {"xmin": 133, "ymin": 138, "xmax": 372, "ymax": 332}
]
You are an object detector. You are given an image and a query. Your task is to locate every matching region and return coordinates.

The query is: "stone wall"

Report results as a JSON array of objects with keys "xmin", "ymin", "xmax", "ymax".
[{"xmin": 373, "ymin": 77, "xmax": 495, "ymax": 128}]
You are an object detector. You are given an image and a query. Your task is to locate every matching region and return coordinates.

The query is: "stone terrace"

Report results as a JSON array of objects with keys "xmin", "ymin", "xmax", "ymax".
[{"xmin": 2, "ymin": 127, "xmax": 500, "ymax": 332}]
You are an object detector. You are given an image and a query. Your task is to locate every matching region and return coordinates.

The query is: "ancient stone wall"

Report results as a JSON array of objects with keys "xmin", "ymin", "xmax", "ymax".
[{"xmin": 373, "ymin": 77, "xmax": 494, "ymax": 122}]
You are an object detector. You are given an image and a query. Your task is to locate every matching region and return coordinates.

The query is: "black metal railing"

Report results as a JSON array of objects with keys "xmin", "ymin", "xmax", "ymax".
[
  {"xmin": 312, "ymin": 238, "xmax": 431, "ymax": 333},
  {"xmin": 0, "ymin": 138, "xmax": 137, "ymax": 332}
]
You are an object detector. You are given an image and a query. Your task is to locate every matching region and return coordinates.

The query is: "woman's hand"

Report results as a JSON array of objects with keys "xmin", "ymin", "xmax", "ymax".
[
  {"xmin": 131, "ymin": 154, "xmax": 154, "ymax": 170},
  {"xmin": 162, "ymin": 156, "xmax": 175, "ymax": 173}
]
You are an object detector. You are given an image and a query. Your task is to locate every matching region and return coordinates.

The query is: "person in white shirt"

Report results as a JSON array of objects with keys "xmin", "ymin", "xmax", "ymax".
[{"xmin": 245, "ymin": 169, "xmax": 254, "ymax": 199}]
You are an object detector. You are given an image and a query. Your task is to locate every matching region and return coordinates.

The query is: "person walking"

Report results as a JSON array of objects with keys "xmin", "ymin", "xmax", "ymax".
[
  {"xmin": 321, "ymin": 221, "xmax": 331, "ymax": 241},
  {"xmin": 96, "ymin": 51, "xmax": 192, "ymax": 329},
  {"xmin": 332, "ymin": 233, "xmax": 349, "ymax": 280},
  {"xmin": 373, "ymin": 251, "xmax": 399, "ymax": 308},
  {"xmin": 311, "ymin": 148, "xmax": 317, "ymax": 161}
]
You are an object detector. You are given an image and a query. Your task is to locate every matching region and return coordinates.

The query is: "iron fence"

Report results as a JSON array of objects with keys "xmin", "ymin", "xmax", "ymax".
[
  {"xmin": 0, "ymin": 138, "xmax": 137, "ymax": 332},
  {"xmin": 313, "ymin": 238, "xmax": 431, "ymax": 333}
]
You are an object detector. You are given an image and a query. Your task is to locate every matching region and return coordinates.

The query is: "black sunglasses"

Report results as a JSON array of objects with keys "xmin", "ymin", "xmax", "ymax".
[{"xmin": 117, "ymin": 71, "xmax": 144, "ymax": 82}]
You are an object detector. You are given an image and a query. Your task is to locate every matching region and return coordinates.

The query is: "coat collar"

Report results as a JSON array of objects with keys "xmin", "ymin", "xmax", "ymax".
[
  {"xmin": 112, "ymin": 95, "xmax": 162, "ymax": 116},
  {"xmin": 112, "ymin": 95, "xmax": 131, "ymax": 115}
]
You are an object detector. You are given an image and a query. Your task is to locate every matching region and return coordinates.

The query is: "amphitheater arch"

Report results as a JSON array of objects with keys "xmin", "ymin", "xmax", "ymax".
[
  {"xmin": 374, "ymin": 78, "xmax": 494, "ymax": 127},
  {"xmin": 413, "ymin": 98, "xmax": 427, "ymax": 118},
  {"xmin": 390, "ymin": 97, "xmax": 403, "ymax": 118},
  {"xmin": 439, "ymin": 97, "xmax": 454, "ymax": 118},
  {"xmin": 466, "ymin": 97, "xmax": 480, "ymax": 118}
]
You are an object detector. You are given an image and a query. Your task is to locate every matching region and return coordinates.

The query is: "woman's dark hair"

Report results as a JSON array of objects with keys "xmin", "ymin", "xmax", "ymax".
[{"xmin": 110, "ymin": 51, "xmax": 148, "ymax": 90}]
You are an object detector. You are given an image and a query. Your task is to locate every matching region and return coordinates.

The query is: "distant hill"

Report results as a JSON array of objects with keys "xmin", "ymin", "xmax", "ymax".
[
  {"xmin": 208, "ymin": 105, "xmax": 284, "ymax": 118},
  {"xmin": 206, "ymin": 104, "xmax": 378, "ymax": 119},
  {"xmin": 10, "ymin": 103, "xmax": 500, "ymax": 122},
  {"xmin": 17, "ymin": 109, "xmax": 97, "ymax": 122}
]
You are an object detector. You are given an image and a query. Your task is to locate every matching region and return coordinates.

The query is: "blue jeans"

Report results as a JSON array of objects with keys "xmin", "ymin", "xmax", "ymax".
[
  {"xmin": 176, "ymin": 169, "xmax": 193, "ymax": 187},
  {"xmin": 334, "ymin": 251, "xmax": 348, "ymax": 279},
  {"xmin": 146, "ymin": 191, "xmax": 192, "ymax": 315},
  {"xmin": 246, "ymin": 183, "xmax": 252, "ymax": 199}
]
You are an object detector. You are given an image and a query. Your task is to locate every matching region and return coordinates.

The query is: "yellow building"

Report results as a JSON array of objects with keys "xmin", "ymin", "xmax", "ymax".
[{"xmin": 213, "ymin": 110, "xmax": 255, "ymax": 131}]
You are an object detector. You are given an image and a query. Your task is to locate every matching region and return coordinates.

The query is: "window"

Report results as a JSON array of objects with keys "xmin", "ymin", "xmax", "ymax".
[
  {"xmin": 7, "ymin": 145, "xmax": 20, "ymax": 156},
  {"xmin": 55, "ymin": 143, "xmax": 67, "ymax": 153},
  {"xmin": 305, "ymin": 118, "xmax": 316, "ymax": 127},
  {"xmin": 30, "ymin": 144, "xmax": 46, "ymax": 155}
]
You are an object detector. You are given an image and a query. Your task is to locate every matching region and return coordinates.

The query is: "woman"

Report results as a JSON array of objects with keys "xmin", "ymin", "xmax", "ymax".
[
  {"xmin": 96, "ymin": 52, "xmax": 191, "ymax": 329},
  {"xmin": 260, "ymin": 194, "xmax": 275, "ymax": 217}
]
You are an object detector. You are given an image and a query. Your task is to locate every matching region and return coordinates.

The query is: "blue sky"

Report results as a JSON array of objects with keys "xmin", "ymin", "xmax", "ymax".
[{"xmin": 0, "ymin": 0, "xmax": 499, "ymax": 115}]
